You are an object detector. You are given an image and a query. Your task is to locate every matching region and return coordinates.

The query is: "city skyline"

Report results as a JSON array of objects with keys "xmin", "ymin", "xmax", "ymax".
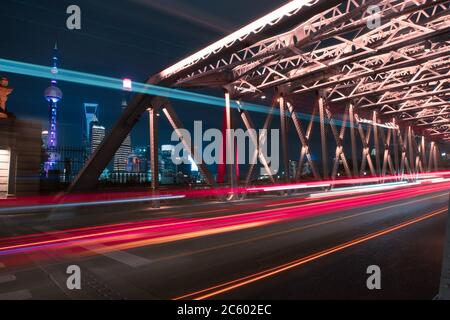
[{"xmin": 0, "ymin": 0, "xmax": 283, "ymax": 149}]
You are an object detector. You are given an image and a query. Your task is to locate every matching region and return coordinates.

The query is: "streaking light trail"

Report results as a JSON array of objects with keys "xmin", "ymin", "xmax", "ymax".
[
  {"xmin": 0, "ymin": 180, "xmax": 448, "ymax": 264},
  {"xmin": 0, "ymin": 58, "xmax": 331, "ymax": 124},
  {"xmin": 0, "ymin": 171, "xmax": 449, "ymax": 215},
  {"xmin": 309, "ymin": 181, "xmax": 417, "ymax": 198},
  {"xmin": 247, "ymin": 183, "xmax": 331, "ymax": 192},
  {"xmin": 0, "ymin": 195, "xmax": 185, "ymax": 214}
]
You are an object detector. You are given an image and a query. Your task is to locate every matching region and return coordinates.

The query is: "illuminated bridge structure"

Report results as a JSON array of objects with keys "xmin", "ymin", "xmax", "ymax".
[{"xmin": 70, "ymin": 0, "xmax": 450, "ymax": 193}]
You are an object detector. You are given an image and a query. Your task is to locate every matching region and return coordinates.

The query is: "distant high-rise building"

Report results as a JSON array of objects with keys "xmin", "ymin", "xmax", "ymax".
[
  {"xmin": 160, "ymin": 146, "xmax": 176, "ymax": 185},
  {"xmin": 90, "ymin": 122, "xmax": 105, "ymax": 154},
  {"xmin": 83, "ymin": 103, "xmax": 99, "ymax": 154},
  {"xmin": 41, "ymin": 130, "xmax": 49, "ymax": 149},
  {"xmin": 126, "ymin": 153, "xmax": 142, "ymax": 173},
  {"xmin": 114, "ymin": 80, "xmax": 133, "ymax": 171},
  {"xmin": 44, "ymin": 43, "xmax": 63, "ymax": 173},
  {"xmin": 132, "ymin": 146, "xmax": 149, "ymax": 173},
  {"xmin": 160, "ymin": 145, "xmax": 195, "ymax": 184}
]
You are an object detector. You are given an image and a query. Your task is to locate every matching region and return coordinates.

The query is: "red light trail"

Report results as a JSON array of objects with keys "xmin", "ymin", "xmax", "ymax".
[
  {"xmin": 0, "ymin": 179, "xmax": 448, "ymax": 268},
  {"xmin": 0, "ymin": 171, "xmax": 449, "ymax": 215}
]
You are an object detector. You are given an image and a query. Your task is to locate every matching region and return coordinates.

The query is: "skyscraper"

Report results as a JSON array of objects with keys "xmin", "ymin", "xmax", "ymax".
[
  {"xmin": 113, "ymin": 79, "xmax": 132, "ymax": 172},
  {"xmin": 90, "ymin": 121, "xmax": 105, "ymax": 154},
  {"xmin": 43, "ymin": 43, "xmax": 63, "ymax": 173},
  {"xmin": 83, "ymin": 103, "xmax": 99, "ymax": 154}
]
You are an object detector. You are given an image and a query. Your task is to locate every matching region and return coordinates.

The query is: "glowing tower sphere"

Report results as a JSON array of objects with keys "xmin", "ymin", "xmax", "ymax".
[{"xmin": 44, "ymin": 85, "xmax": 63, "ymax": 103}]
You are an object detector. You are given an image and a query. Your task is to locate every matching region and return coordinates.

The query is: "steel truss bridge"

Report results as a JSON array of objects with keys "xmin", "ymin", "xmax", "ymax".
[{"xmin": 69, "ymin": 0, "xmax": 450, "ymax": 193}]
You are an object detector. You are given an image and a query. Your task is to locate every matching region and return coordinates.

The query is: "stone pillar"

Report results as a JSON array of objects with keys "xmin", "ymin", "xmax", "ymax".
[
  {"xmin": 0, "ymin": 77, "xmax": 42, "ymax": 198},
  {"xmin": 7, "ymin": 149, "xmax": 17, "ymax": 197}
]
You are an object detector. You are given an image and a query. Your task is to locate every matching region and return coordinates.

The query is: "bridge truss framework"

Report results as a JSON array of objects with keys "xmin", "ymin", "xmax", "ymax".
[{"xmin": 69, "ymin": 0, "xmax": 450, "ymax": 193}]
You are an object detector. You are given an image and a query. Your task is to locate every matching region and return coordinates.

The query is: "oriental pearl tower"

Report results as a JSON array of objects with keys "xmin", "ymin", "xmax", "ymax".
[{"xmin": 44, "ymin": 43, "xmax": 63, "ymax": 173}]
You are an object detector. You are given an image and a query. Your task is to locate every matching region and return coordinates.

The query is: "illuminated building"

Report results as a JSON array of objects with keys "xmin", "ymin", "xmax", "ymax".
[
  {"xmin": 90, "ymin": 122, "xmax": 106, "ymax": 154},
  {"xmin": 113, "ymin": 79, "xmax": 133, "ymax": 172},
  {"xmin": 160, "ymin": 145, "xmax": 197, "ymax": 185},
  {"xmin": 126, "ymin": 153, "xmax": 142, "ymax": 173},
  {"xmin": 83, "ymin": 103, "xmax": 99, "ymax": 154},
  {"xmin": 131, "ymin": 146, "xmax": 149, "ymax": 173}
]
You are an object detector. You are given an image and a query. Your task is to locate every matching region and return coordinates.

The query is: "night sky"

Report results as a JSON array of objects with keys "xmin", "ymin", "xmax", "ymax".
[{"xmin": 1, "ymin": 0, "xmax": 286, "ymax": 148}]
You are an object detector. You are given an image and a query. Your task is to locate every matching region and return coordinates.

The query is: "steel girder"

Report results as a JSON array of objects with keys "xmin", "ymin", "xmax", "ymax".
[
  {"xmin": 168, "ymin": 0, "xmax": 450, "ymax": 140},
  {"xmin": 170, "ymin": 0, "xmax": 448, "ymax": 87}
]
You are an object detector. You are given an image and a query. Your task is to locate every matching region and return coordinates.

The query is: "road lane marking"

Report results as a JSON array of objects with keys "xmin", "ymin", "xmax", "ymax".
[
  {"xmin": 84, "ymin": 244, "xmax": 152, "ymax": 268},
  {"xmin": 0, "ymin": 274, "xmax": 16, "ymax": 284},
  {"xmin": 174, "ymin": 207, "xmax": 447, "ymax": 300},
  {"xmin": 34, "ymin": 226, "xmax": 152, "ymax": 268},
  {"xmin": 0, "ymin": 290, "xmax": 32, "ymax": 300},
  {"xmin": 152, "ymin": 193, "xmax": 448, "ymax": 264}
]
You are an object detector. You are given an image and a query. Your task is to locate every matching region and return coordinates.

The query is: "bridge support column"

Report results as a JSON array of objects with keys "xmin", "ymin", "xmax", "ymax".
[
  {"xmin": 224, "ymin": 91, "xmax": 237, "ymax": 199},
  {"xmin": 149, "ymin": 107, "xmax": 159, "ymax": 192},
  {"xmin": 279, "ymin": 96, "xmax": 290, "ymax": 182},
  {"xmin": 392, "ymin": 118, "xmax": 400, "ymax": 176},
  {"xmin": 349, "ymin": 104, "xmax": 358, "ymax": 177},
  {"xmin": 373, "ymin": 111, "xmax": 381, "ymax": 176},
  {"xmin": 148, "ymin": 106, "xmax": 160, "ymax": 207},
  {"xmin": 421, "ymin": 136, "xmax": 427, "ymax": 173},
  {"xmin": 413, "ymin": 134, "xmax": 422, "ymax": 174},
  {"xmin": 433, "ymin": 142, "xmax": 440, "ymax": 172},
  {"xmin": 408, "ymin": 126, "xmax": 415, "ymax": 174},
  {"xmin": 318, "ymin": 96, "xmax": 328, "ymax": 179},
  {"xmin": 428, "ymin": 141, "xmax": 439, "ymax": 172}
]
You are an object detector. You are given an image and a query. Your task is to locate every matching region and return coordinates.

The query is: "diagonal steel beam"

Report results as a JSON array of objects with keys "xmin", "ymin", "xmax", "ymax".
[
  {"xmin": 239, "ymin": 106, "xmax": 276, "ymax": 185},
  {"xmin": 162, "ymin": 104, "xmax": 216, "ymax": 187},
  {"xmin": 286, "ymin": 101, "xmax": 320, "ymax": 180},
  {"xmin": 326, "ymin": 105, "xmax": 352, "ymax": 179},
  {"xmin": 69, "ymin": 93, "xmax": 157, "ymax": 193}
]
